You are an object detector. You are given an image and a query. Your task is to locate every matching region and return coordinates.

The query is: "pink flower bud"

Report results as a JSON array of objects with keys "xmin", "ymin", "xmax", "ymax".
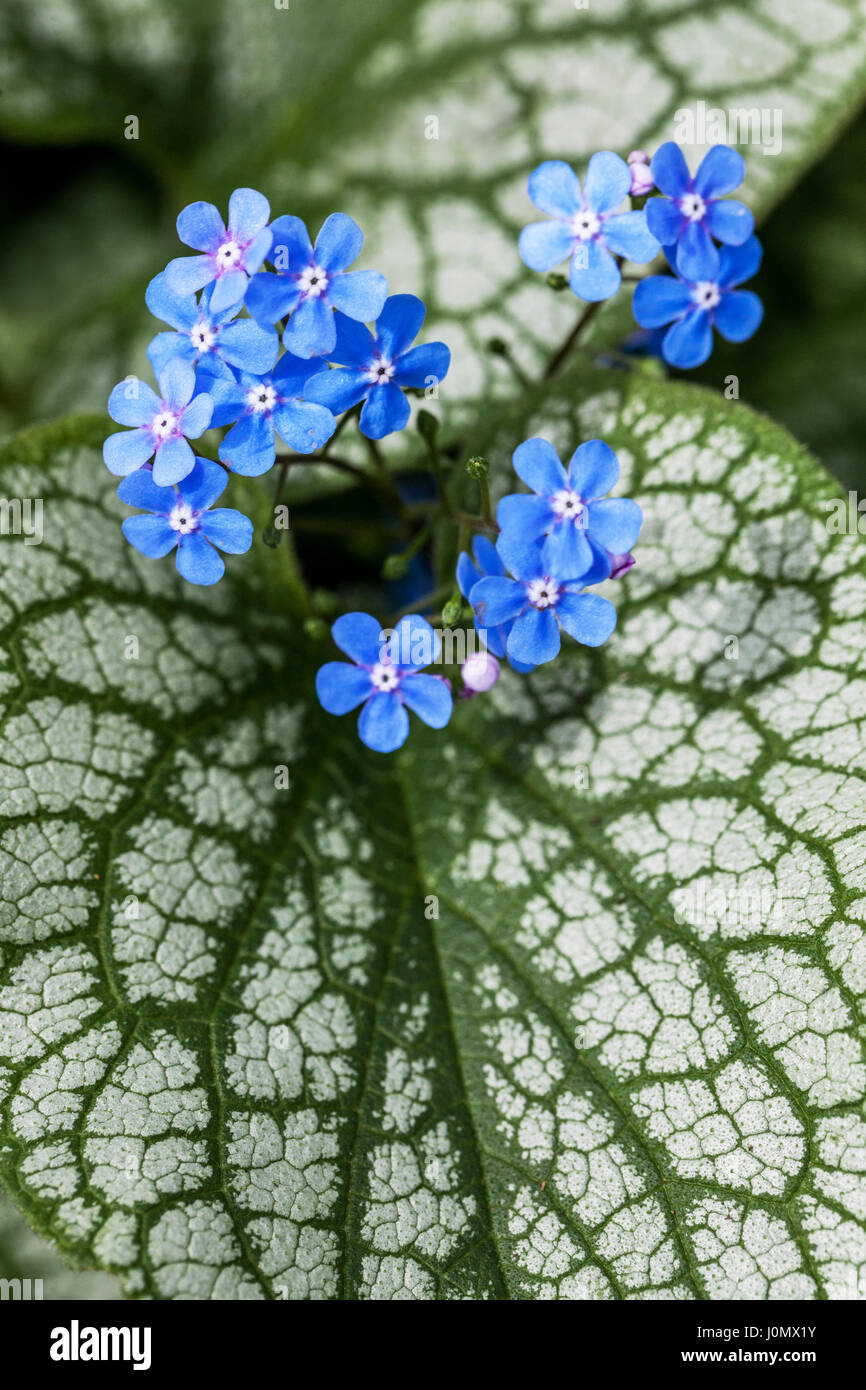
[
  {"xmin": 628, "ymin": 161, "xmax": 654, "ymax": 197},
  {"xmin": 627, "ymin": 150, "xmax": 651, "ymax": 165},
  {"xmin": 608, "ymin": 552, "xmax": 636, "ymax": 580},
  {"xmin": 462, "ymin": 650, "xmax": 500, "ymax": 694}
]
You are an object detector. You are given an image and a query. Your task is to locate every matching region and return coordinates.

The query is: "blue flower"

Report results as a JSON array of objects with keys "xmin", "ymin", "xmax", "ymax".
[
  {"xmin": 145, "ymin": 274, "xmax": 279, "ymax": 378},
  {"xmin": 201, "ymin": 354, "xmax": 337, "ymax": 475},
  {"xmin": 304, "ymin": 295, "xmax": 450, "ymax": 440},
  {"xmin": 118, "ymin": 458, "xmax": 252, "ymax": 586},
  {"xmin": 633, "ymin": 236, "xmax": 763, "ymax": 369},
  {"xmin": 645, "ymin": 144, "xmax": 754, "ymax": 281},
  {"xmin": 163, "ymin": 188, "xmax": 273, "ymax": 314},
  {"xmin": 316, "ymin": 612, "xmax": 453, "ymax": 753},
  {"xmin": 245, "ymin": 213, "xmax": 388, "ymax": 359},
  {"xmin": 104, "ymin": 359, "xmax": 213, "ymax": 486},
  {"xmin": 456, "ymin": 535, "xmax": 535, "ymax": 673},
  {"xmin": 469, "ymin": 534, "xmax": 616, "ymax": 668},
  {"xmin": 497, "ymin": 438, "xmax": 642, "ymax": 581},
  {"xmin": 518, "ymin": 154, "xmax": 659, "ymax": 302}
]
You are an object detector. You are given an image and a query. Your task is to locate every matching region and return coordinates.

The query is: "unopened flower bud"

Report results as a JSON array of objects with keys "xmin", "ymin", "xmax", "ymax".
[
  {"xmin": 441, "ymin": 597, "xmax": 462, "ymax": 626},
  {"xmin": 466, "ymin": 455, "xmax": 489, "ymax": 480},
  {"xmin": 608, "ymin": 552, "xmax": 636, "ymax": 579},
  {"xmin": 462, "ymin": 650, "xmax": 500, "ymax": 693},
  {"xmin": 546, "ymin": 271, "xmax": 569, "ymax": 291},
  {"xmin": 627, "ymin": 150, "xmax": 654, "ymax": 197}
]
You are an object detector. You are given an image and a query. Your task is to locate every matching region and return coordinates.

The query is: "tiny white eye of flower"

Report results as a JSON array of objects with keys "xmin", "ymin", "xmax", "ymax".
[
  {"xmin": 246, "ymin": 384, "xmax": 277, "ymax": 413},
  {"xmin": 168, "ymin": 502, "xmax": 199, "ymax": 533},
  {"xmin": 191, "ymin": 323, "xmax": 216, "ymax": 350},
  {"xmin": 152, "ymin": 411, "xmax": 178, "ymax": 439},
  {"xmin": 527, "ymin": 577, "xmax": 560, "ymax": 609},
  {"xmin": 552, "ymin": 489, "xmax": 586, "ymax": 524},
  {"xmin": 370, "ymin": 662, "xmax": 400, "ymax": 691},
  {"xmin": 679, "ymin": 192, "xmax": 707, "ymax": 222},
  {"xmin": 217, "ymin": 240, "xmax": 242, "ymax": 265},
  {"xmin": 366, "ymin": 357, "xmax": 395, "ymax": 385},
  {"xmin": 299, "ymin": 263, "xmax": 329, "ymax": 297},
  {"xmin": 691, "ymin": 281, "xmax": 721, "ymax": 310},
  {"xmin": 571, "ymin": 210, "xmax": 601, "ymax": 242}
]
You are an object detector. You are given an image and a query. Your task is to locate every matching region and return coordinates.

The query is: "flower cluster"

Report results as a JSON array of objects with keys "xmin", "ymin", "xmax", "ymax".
[
  {"xmin": 519, "ymin": 143, "xmax": 762, "ymax": 367},
  {"xmin": 104, "ymin": 188, "xmax": 450, "ymax": 583}
]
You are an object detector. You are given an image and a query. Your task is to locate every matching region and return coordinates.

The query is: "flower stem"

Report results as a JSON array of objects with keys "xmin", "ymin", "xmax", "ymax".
[{"xmin": 543, "ymin": 299, "xmax": 603, "ymax": 379}]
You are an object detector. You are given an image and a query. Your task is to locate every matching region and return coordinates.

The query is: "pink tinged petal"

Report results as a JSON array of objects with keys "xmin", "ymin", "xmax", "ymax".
[
  {"xmin": 694, "ymin": 145, "xmax": 745, "ymax": 199},
  {"xmin": 713, "ymin": 290, "xmax": 763, "ymax": 342},
  {"xmin": 662, "ymin": 310, "xmax": 714, "ymax": 369},
  {"xmin": 198, "ymin": 508, "xmax": 253, "ymax": 554},
  {"xmin": 332, "ymin": 611, "xmax": 386, "ymax": 666},
  {"xmin": 176, "ymin": 201, "xmax": 225, "ymax": 252},
  {"xmin": 180, "ymin": 391, "xmax": 213, "ymax": 438},
  {"xmin": 512, "ymin": 437, "xmax": 568, "ymax": 495},
  {"xmin": 704, "ymin": 198, "xmax": 754, "ymax": 246},
  {"xmin": 151, "ymin": 436, "xmax": 195, "ymax": 486},
  {"xmin": 541, "ymin": 521, "xmax": 593, "ymax": 578},
  {"xmin": 210, "ymin": 269, "xmax": 248, "ymax": 314},
  {"xmin": 609, "ymin": 552, "xmax": 635, "ymax": 580},
  {"xmin": 158, "ymin": 357, "xmax": 195, "ymax": 410},
  {"xmin": 358, "ymin": 692, "xmax": 410, "ymax": 753},
  {"xmin": 583, "ymin": 150, "xmax": 631, "ymax": 213},
  {"xmin": 461, "ymin": 651, "xmax": 500, "ymax": 693},
  {"xmin": 175, "ymin": 531, "xmax": 224, "ymax": 585},
  {"xmin": 316, "ymin": 662, "xmax": 374, "ymax": 715},
  {"xmin": 570, "ymin": 239, "xmax": 621, "ymax": 302},
  {"xmin": 586, "ymin": 497, "xmax": 642, "ymax": 553},
  {"xmin": 108, "ymin": 379, "xmax": 161, "ymax": 426},
  {"xmin": 359, "ymin": 381, "xmax": 409, "ymax": 439},
  {"xmin": 122, "ymin": 514, "xmax": 177, "ymax": 558},
  {"xmin": 518, "ymin": 220, "xmax": 575, "ymax": 273},
  {"xmin": 527, "ymin": 160, "xmax": 583, "ymax": 218},
  {"xmin": 228, "ymin": 188, "xmax": 271, "ymax": 242},
  {"xmin": 650, "ymin": 142, "xmax": 691, "ymax": 199},
  {"xmin": 103, "ymin": 429, "xmax": 154, "ymax": 475},
  {"xmin": 567, "ymin": 438, "xmax": 619, "ymax": 497},
  {"xmin": 507, "ymin": 607, "xmax": 560, "ymax": 666},
  {"xmin": 313, "ymin": 212, "xmax": 364, "ymax": 273},
  {"xmin": 556, "ymin": 591, "xmax": 617, "ymax": 647},
  {"xmin": 242, "ymin": 227, "xmax": 273, "ymax": 276},
  {"xmin": 400, "ymin": 673, "xmax": 453, "ymax": 729}
]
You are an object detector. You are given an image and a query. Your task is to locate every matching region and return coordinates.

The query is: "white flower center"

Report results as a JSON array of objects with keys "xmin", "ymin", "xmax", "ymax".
[
  {"xmin": 151, "ymin": 410, "xmax": 178, "ymax": 440},
  {"xmin": 217, "ymin": 239, "xmax": 242, "ymax": 267},
  {"xmin": 679, "ymin": 192, "xmax": 707, "ymax": 222},
  {"xmin": 551, "ymin": 488, "xmax": 587, "ymax": 525},
  {"xmin": 366, "ymin": 356, "xmax": 395, "ymax": 385},
  {"xmin": 691, "ymin": 280, "xmax": 721, "ymax": 310},
  {"xmin": 168, "ymin": 501, "xmax": 199, "ymax": 533},
  {"xmin": 190, "ymin": 321, "xmax": 217, "ymax": 352},
  {"xmin": 527, "ymin": 577, "xmax": 560, "ymax": 610},
  {"xmin": 571, "ymin": 209, "xmax": 601, "ymax": 242},
  {"xmin": 298, "ymin": 263, "xmax": 329, "ymax": 298},
  {"xmin": 370, "ymin": 662, "xmax": 400, "ymax": 692},
  {"xmin": 246, "ymin": 384, "xmax": 277, "ymax": 414}
]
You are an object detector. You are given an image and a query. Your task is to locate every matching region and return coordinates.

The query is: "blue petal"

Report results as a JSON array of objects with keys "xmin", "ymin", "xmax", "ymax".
[
  {"xmin": 210, "ymin": 269, "xmax": 247, "ymax": 314},
  {"xmin": 206, "ymin": 377, "xmax": 247, "ymax": 428},
  {"xmin": 497, "ymin": 493, "xmax": 554, "ymax": 541},
  {"xmin": 158, "ymin": 357, "xmax": 195, "ymax": 410},
  {"xmin": 327, "ymin": 269, "xmax": 388, "ymax": 322},
  {"xmin": 245, "ymin": 226, "xmax": 275, "ymax": 278},
  {"xmin": 386, "ymin": 614, "xmax": 439, "ymax": 670},
  {"xmin": 717, "ymin": 235, "xmax": 762, "ymax": 288},
  {"xmin": 495, "ymin": 532, "xmax": 545, "ymax": 581},
  {"xmin": 332, "ymin": 612, "xmax": 385, "ymax": 666},
  {"xmin": 472, "ymin": 535, "xmax": 505, "ymax": 577},
  {"xmin": 570, "ymin": 239, "xmax": 621, "ymax": 301},
  {"xmin": 177, "ymin": 458, "xmax": 228, "ymax": 510},
  {"xmin": 661, "ymin": 310, "xmax": 714, "ymax": 369},
  {"xmin": 633, "ymin": 275, "xmax": 693, "ymax": 329},
  {"xmin": 512, "ymin": 437, "xmax": 567, "ymax": 496},
  {"xmin": 557, "ymin": 592, "xmax": 617, "ymax": 647},
  {"xmin": 228, "ymin": 188, "xmax": 270, "ymax": 242},
  {"xmin": 675, "ymin": 221, "xmax": 719, "ymax": 281},
  {"xmin": 694, "ymin": 145, "xmax": 745, "ymax": 200},
  {"xmin": 518, "ymin": 220, "xmax": 575, "ymax": 273},
  {"xmin": 586, "ymin": 497, "xmax": 642, "ymax": 553},
  {"xmin": 219, "ymin": 412, "xmax": 275, "ymax": 476},
  {"xmin": 704, "ymin": 198, "xmax": 754, "ymax": 246},
  {"xmin": 714, "ymin": 289, "xmax": 763, "ymax": 343},
  {"xmin": 304, "ymin": 368, "xmax": 369, "ymax": 415},
  {"xmin": 117, "ymin": 470, "xmax": 175, "ymax": 512},
  {"xmin": 470, "ymin": 576, "xmax": 525, "ymax": 626},
  {"xmin": 198, "ymin": 507, "xmax": 254, "ymax": 553},
  {"xmin": 645, "ymin": 197, "xmax": 684, "ymax": 246},
  {"xmin": 147, "ymin": 332, "xmax": 195, "ymax": 376},
  {"xmin": 316, "ymin": 662, "xmax": 374, "ymax": 715},
  {"xmin": 567, "ymin": 439, "xmax": 619, "ymax": 497},
  {"xmin": 359, "ymin": 382, "xmax": 409, "ymax": 439},
  {"xmin": 375, "ymin": 295, "xmax": 425, "ymax": 358},
  {"xmin": 103, "ymin": 429, "xmax": 154, "ymax": 475},
  {"xmin": 507, "ymin": 607, "xmax": 560, "ymax": 666},
  {"xmin": 314, "ymin": 212, "xmax": 363, "ymax": 273},
  {"xmin": 273, "ymin": 400, "xmax": 336, "ymax": 454},
  {"xmin": 400, "ymin": 673, "xmax": 453, "ymax": 729},
  {"xmin": 457, "ymin": 551, "xmax": 480, "ymax": 599},
  {"xmin": 177, "ymin": 201, "xmax": 225, "ymax": 252},
  {"xmin": 650, "ymin": 143, "xmax": 691, "ymax": 199},
  {"xmin": 272, "ymin": 350, "xmax": 317, "ymax": 393},
  {"xmin": 108, "ymin": 378, "xmax": 160, "ymax": 427},
  {"xmin": 332, "ymin": 313, "xmax": 377, "ymax": 366},
  {"xmin": 164, "ymin": 254, "xmax": 215, "ymax": 297},
  {"xmin": 541, "ymin": 521, "xmax": 593, "ymax": 578},
  {"xmin": 176, "ymin": 531, "xmax": 224, "ymax": 585},
  {"xmin": 245, "ymin": 271, "xmax": 299, "ymax": 325},
  {"xmin": 218, "ymin": 320, "xmax": 280, "ymax": 374},
  {"xmin": 122, "ymin": 514, "xmax": 177, "ymax": 558},
  {"xmin": 358, "ymin": 693, "xmax": 409, "ymax": 753},
  {"xmin": 527, "ymin": 160, "xmax": 582, "ymax": 218},
  {"xmin": 179, "ymin": 391, "xmax": 213, "ymax": 438},
  {"xmin": 152, "ymin": 436, "xmax": 195, "ymax": 487},
  {"xmin": 283, "ymin": 295, "xmax": 336, "ymax": 358},
  {"xmin": 392, "ymin": 342, "xmax": 450, "ymax": 389},
  {"xmin": 146, "ymin": 271, "xmax": 198, "ymax": 330},
  {"xmin": 583, "ymin": 151, "xmax": 630, "ymax": 214},
  {"xmin": 602, "ymin": 210, "xmax": 659, "ymax": 264}
]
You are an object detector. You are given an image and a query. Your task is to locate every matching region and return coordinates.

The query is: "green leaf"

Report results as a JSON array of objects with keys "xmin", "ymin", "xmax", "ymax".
[
  {"xmin": 0, "ymin": 1194, "xmax": 123, "ymax": 1299},
  {"xmin": 2, "ymin": 378, "xmax": 865, "ymax": 1300}
]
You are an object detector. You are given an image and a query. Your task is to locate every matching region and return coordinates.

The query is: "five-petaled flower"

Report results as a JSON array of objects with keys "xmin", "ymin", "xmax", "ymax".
[
  {"xmin": 456, "ymin": 535, "xmax": 535, "ymax": 673},
  {"xmin": 118, "ymin": 458, "xmax": 253, "ymax": 586},
  {"xmin": 304, "ymin": 295, "xmax": 450, "ymax": 439},
  {"xmin": 202, "ymin": 354, "xmax": 337, "ymax": 475},
  {"xmin": 469, "ymin": 534, "xmax": 617, "ymax": 668},
  {"xmin": 163, "ymin": 188, "xmax": 273, "ymax": 314},
  {"xmin": 145, "ymin": 273, "xmax": 279, "ymax": 378},
  {"xmin": 645, "ymin": 143, "xmax": 754, "ymax": 281},
  {"xmin": 316, "ymin": 612, "xmax": 453, "ymax": 753},
  {"xmin": 497, "ymin": 437, "xmax": 642, "ymax": 581},
  {"xmin": 519, "ymin": 154, "xmax": 659, "ymax": 302},
  {"xmin": 104, "ymin": 359, "xmax": 213, "ymax": 486},
  {"xmin": 633, "ymin": 235, "xmax": 763, "ymax": 370},
  {"xmin": 246, "ymin": 213, "xmax": 388, "ymax": 359}
]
